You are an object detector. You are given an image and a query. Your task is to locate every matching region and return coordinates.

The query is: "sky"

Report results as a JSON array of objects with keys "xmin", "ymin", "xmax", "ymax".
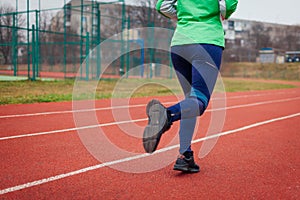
[{"xmin": 0, "ymin": 0, "xmax": 300, "ymax": 25}]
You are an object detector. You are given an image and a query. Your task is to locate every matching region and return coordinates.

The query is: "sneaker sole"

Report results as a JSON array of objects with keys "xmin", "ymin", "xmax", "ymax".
[
  {"xmin": 143, "ymin": 99, "xmax": 168, "ymax": 153},
  {"xmin": 173, "ymin": 167, "xmax": 200, "ymax": 173},
  {"xmin": 173, "ymin": 164, "xmax": 200, "ymax": 173}
]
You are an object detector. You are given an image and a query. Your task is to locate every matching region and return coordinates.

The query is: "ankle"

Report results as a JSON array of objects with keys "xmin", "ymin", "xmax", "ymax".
[
  {"xmin": 177, "ymin": 154, "xmax": 185, "ymax": 159},
  {"xmin": 183, "ymin": 151, "xmax": 194, "ymax": 159}
]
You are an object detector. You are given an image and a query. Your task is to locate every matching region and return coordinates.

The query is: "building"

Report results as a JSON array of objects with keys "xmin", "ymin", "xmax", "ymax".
[
  {"xmin": 259, "ymin": 48, "xmax": 276, "ymax": 63},
  {"xmin": 50, "ymin": 1, "xmax": 300, "ymax": 63},
  {"xmin": 222, "ymin": 18, "xmax": 300, "ymax": 62}
]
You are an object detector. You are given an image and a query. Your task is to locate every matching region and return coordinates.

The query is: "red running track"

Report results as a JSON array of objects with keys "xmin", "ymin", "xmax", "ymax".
[{"xmin": 0, "ymin": 86, "xmax": 300, "ymax": 199}]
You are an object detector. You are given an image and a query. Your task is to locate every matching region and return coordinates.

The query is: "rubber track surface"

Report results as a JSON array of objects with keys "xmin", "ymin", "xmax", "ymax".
[{"xmin": 0, "ymin": 86, "xmax": 299, "ymax": 199}]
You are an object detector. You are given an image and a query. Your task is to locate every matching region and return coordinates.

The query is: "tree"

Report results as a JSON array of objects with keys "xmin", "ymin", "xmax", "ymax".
[
  {"xmin": 285, "ymin": 25, "xmax": 300, "ymax": 50},
  {"xmin": 0, "ymin": 4, "xmax": 25, "ymax": 64},
  {"xmin": 126, "ymin": 0, "xmax": 175, "ymax": 66},
  {"xmin": 39, "ymin": 9, "xmax": 80, "ymax": 66},
  {"xmin": 250, "ymin": 23, "xmax": 272, "ymax": 51},
  {"xmin": 127, "ymin": 0, "xmax": 175, "ymax": 28}
]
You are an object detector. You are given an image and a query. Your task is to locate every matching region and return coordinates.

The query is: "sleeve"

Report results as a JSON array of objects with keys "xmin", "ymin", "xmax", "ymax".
[
  {"xmin": 219, "ymin": 0, "xmax": 238, "ymax": 20},
  {"xmin": 156, "ymin": 0, "xmax": 177, "ymax": 19}
]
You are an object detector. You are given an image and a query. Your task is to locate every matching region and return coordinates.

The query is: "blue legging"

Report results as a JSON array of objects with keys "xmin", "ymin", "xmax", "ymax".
[{"xmin": 167, "ymin": 44, "xmax": 223, "ymax": 154}]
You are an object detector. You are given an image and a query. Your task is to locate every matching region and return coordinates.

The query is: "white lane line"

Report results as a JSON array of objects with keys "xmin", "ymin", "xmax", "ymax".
[
  {"xmin": 0, "ymin": 91, "xmax": 295, "ymax": 119},
  {"xmin": 192, "ymin": 112, "xmax": 300, "ymax": 143},
  {"xmin": 0, "ymin": 118, "xmax": 147, "ymax": 141},
  {"xmin": 206, "ymin": 96, "xmax": 300, "ymax": 112},
  {"xmin": 0, "ymin": 104, "xmax": 146, "ymax": 119},
  {"xmin": 1, "ymin": 96, "xmax": 300, "ymax": 141},
  {"xmin": 1, "ymin": 112, "xmax": 299, "ymax": 195}
]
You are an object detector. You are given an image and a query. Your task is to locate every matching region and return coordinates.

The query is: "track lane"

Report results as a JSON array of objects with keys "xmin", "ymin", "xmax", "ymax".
[
  {"xmin": 1, "ymin": 112, "xmax": 299, "ymax": 199},
  {"xmin": 3, "ymin": 90, "xmax": 299, "ymax": 195},
  {"xmin": 1, "ymin": 89, "xmax": 300, "ymax": 139},
  {"xmin": 1, "ymin": 89, "xmax": 299, "ymax": 199},
  {"xmin": 0, "ymin": 89, "xmax": 298, "ymax": 117}
]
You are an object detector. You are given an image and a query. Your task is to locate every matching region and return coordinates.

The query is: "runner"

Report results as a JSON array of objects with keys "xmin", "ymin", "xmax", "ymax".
[{"xmin": 143, "ymin": 0, "xmax": 238, "ymax": 173}]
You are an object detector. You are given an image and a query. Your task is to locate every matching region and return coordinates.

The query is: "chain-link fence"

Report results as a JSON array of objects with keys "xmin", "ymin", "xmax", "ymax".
[
  {"xmin": 0, "ymin": 0, "xmax": 176, "ymax": 80},
  {"xmin": 2, "ymin": 1, "xmax": 299, "ymax": 81}
]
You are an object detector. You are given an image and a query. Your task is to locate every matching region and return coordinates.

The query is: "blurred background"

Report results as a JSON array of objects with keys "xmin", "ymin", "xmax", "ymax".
[{"xmin": 0, "ymin": 0, "xmax": 299, "ymax": 81}]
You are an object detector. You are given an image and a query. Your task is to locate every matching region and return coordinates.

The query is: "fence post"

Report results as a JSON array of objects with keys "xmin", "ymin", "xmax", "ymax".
[
  {"xmin": 119, "ymin": 0, "xmax": 126, "ymax": 76},
  {"xmin": 139, "ymin": 39, "xmax": 145, "ymax": 78},
  {"xmin": 126, "ymin": 16, "xmax": 130, "ymax": 78},
  {"xmin": 63, "ymin": 1, "xmax": 67, "ymax": 79},
  {"xmin": 96, "ymin": 3, "xmax": 101, "ymax": 79},
  {"xmin": 12, "ymin": 13, "xmax": 17, "ymax": 76},
  {"xmin": 32, "ymin": 24, "xmax": 36, "ymax": 81},
  {"xmin": 85, "ymin": 32, "xmax": 90, "ymax": 81},
  {"xmin": 35, "ymin": 10, "xmax": 39, "ymax": 78},
  {"xmin": 96, "ymin": 3, "xmax": 101, "ymax": 78},
  {"xmin": 27, "ymin": 0, "xmax": 30, "ymax": 80},
  {"xmin": 80, "ymin": 0, "xmax": 84, "ymax": 79}
]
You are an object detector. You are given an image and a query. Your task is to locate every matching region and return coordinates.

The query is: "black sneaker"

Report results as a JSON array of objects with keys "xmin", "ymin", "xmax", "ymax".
[
  {"xmin": 173, "ymin": 151, "xmax": 200, "ymax": 173},
  {"xmin": 143, "ymin": 99, "xmax": 172, "ymax": 153}
]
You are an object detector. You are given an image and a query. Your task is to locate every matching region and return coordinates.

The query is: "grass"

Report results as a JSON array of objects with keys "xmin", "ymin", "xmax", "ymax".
[
  {"xmin": 221, "ymin": 78, "xmax": 296, "ymax": 92},
  {"xmin": 221, "ymin": 62, "xmax": 300, "ymax": 80},
  {"xmin": 0, "ymin": 77, "xmax": 297, "ymax": 105},
  {"xmin": 0, "ymin": 80, "xmax": 75, "ymax": 104}
]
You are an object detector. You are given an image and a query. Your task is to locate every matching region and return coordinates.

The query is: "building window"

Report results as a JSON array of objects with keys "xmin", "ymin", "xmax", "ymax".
[{"xmin": 228, "ymin": 20, "xmax": 234, "ymax": 30}]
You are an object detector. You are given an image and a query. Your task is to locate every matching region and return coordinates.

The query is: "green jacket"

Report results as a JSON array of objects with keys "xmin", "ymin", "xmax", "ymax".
[{"xmin": 156, "ymin": 0, "xmax": 238, "ymax": 48}]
